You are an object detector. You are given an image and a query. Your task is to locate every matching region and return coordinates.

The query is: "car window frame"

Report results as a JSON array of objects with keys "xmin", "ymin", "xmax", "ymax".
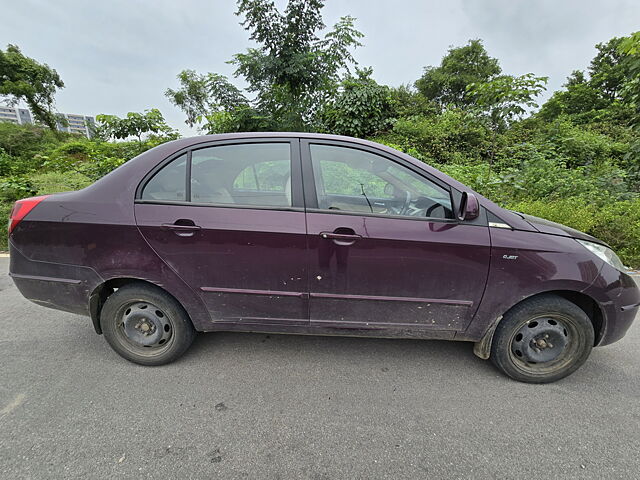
[
  {"xmin": 135, "ymin": 138, "xmax": 305, "ymax": 212},
  {"xmin": 300, "ymin": 138, "xmax": 458, "ymax": 223}
]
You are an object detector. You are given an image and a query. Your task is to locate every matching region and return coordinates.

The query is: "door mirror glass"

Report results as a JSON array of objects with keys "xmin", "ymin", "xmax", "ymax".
[{"xmin": 457, "ymin": 192, "xmax": 480, "ymax": 221}]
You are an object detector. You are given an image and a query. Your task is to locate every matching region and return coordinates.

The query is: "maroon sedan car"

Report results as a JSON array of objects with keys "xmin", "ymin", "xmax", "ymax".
[{"xmin": 8, "ymin": 133, "xmax": 639, "ymax": 383}]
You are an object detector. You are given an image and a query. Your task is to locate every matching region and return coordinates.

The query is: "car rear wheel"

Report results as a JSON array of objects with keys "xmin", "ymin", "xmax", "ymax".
[
  {"xmin": 490, "ymin": 294, "xmax": 594, "ymax": 383},
  {"xmin": 100, "ymin": 283, "xmax": 196, "ymax": 366}
]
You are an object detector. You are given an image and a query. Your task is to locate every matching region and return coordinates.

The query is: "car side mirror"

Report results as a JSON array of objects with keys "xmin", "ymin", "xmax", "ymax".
[{"xmin": 457, "ymin": 192, "xmax": 479, "ymax": 221}]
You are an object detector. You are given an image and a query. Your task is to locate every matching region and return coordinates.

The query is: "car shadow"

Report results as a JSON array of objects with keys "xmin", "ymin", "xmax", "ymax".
[{"xmin": 185, "ymin": 329, "xmax": 497, "ymax": 375}]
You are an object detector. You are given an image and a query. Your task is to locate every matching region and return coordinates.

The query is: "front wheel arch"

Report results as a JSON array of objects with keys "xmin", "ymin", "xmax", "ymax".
[{"xmin": 473, "ymin": 290, "xmax": 603, "ymax": 360}]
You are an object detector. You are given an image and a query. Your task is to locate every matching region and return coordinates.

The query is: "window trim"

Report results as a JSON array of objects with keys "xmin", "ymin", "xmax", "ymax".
[
  {"xmin": 300, "ymin": 139, "xmax": 457, "ymax": 222},
  {"xmin": 135, "ymin": 138, "xmax": 304, "ymax": 210},
  {"xmin": 135, "ymin": 198, "xmax": 305, "ymax": 213}
]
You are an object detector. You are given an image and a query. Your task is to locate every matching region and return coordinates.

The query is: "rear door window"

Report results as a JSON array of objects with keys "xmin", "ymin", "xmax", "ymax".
[
  {"xmin": 191, "ymin": 143, "xmax": 292, "ymax": 207},
  {"xmin": 140, "ymin": 143, "xmax": 293, "ymax": 208},
  {"xmin": 141, "ymin": 154, "xmax": 187, "ymax": 201}
]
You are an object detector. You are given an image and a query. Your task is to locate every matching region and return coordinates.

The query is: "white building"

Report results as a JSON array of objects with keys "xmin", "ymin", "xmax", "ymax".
[
  {"xmin": 56, "ymin": 113, "xmax": 96, "ymax": 138},
  {"xmin": 0, "ymin": 106, "xmax": 33, "ymax": 125},
  {"xmin": 0, "ymin": 106, "xmax": 95, "ymax": 138}
]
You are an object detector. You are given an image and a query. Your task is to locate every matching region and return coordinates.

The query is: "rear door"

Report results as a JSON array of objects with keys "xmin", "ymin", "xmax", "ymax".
[
  {"xmin": 301, "ymin": 139, "xmax": 491, "ymax": 334},
  {"xmin": 134, "ymin": 138, "xmax": 309, "ymax": 327}
]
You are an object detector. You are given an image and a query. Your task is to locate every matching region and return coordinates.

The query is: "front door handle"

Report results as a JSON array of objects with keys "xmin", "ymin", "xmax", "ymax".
[{"xmin": 319, "ymin": 231, "xmax": 362, "ymax": 246}]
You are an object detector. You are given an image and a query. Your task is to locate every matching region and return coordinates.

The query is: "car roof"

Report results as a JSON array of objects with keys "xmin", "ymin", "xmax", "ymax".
[{"xmin": 165, "ymin": 131, "xmax": 383, "ymax": 148}]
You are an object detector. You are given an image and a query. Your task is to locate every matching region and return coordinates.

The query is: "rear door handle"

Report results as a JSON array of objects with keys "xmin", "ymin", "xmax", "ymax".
[
  {"xmin": 161, "ymin": 221, "xmax": 201, "ymax": 237},
  {"xmin": 161, "ymin": 223, "xmax": 201, "ymax": 230}
]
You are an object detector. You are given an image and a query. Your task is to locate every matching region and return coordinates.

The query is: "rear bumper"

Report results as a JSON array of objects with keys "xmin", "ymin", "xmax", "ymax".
[
  {"xmin": 584, "ymin": 266, "xmax": 640, "ymax": 346},
  {"xmin": 9, "ymin": 240, "xmax": 103, "ymax": 316}
]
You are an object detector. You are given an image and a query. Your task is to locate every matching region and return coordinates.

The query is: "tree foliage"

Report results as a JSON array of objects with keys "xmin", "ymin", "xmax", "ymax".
[
  {"xmin": 589, "ymin": 37, "xmax": 630, "ymax": 101},
  {"xmin": 165, "ymin": 70, "xmax": 264, "ymax": 133},
  {"xmin": 167, "ymin": 0, "xmax": 363, "ymax": 133},
  {"xmin": 619, "ymin": 31, "xmax": 640, "ymax": 129},
  {"xmin": 538, "ymin": 36, "xmax": 638, "ymax": 125},
  {"xmin": 467, "ymin": 73, "xmax": 548, "ymax": 132},
  {"xmin": 0, "ymin": 44, "xmax": 64, "ymax": 132},
  {"xmin": 95, "ymin": 109, "xmax": 178, "ymax": 142},
  {"xmin": 321, "ymin": 68, "xmax": 392, "ymax": 137},
  {"xmin": 415, "ymin": 40, "xmax": 501, "ymax": 109}
]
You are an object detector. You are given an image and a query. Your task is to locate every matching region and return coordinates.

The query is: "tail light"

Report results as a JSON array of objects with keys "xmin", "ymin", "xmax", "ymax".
[{"xmin": 8, "ymin": 195, "xmax": 50, "ymax": 234}]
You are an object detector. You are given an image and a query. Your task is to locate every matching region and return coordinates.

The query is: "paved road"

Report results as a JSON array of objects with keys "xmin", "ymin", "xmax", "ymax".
[{"xmin": 1, "ymin": 256, "xmax": 639, "ymax": 479}]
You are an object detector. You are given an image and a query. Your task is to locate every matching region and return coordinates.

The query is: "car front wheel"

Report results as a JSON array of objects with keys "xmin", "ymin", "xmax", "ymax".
[
  {"xmin": 100, "ymin": 283, "xmax": 196, "ymax": 366},
  {"xmin": 490, "ymin": 294, "xmax": 595, "ymax": 383}
]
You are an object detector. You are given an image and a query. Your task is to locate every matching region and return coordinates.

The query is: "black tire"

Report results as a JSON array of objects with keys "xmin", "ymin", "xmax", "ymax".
[
  {"xmin": 100, "ymin": 283, "xmax": 196, "ymax": 366},
  {"xmin": 490, "ymin": 294, "xmax": 594, "ymax": 383}
]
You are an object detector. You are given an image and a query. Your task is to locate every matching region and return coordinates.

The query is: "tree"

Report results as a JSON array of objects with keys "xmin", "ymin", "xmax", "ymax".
[
  {"xmin": 589, "ymin": 37, "xmax": 631, "ymax": 101},
  {"xmin": 388, "ymin": 84, "xmax": 438, "ymax": 119},
  {"xmin": 166, "ymin": 70, "xmax": 272, "ymax": 133},
  {"xmin": 538, "ymin": 70, "xmax": 609, "ymax": 122},
  {"xmin": 467, "ymin": 73, "xmax": 547, "ymax": 175},
  {"xmin": 619, "ymin": 31, "xmax": 640, "ymax": 129},
  {"xmin": 95, "ymin": 109, "xmax": 178, "ymax": 143},
  {"xmin": 537, "ymin": 34, "xmax": 637, "ymax": 124},
  {"xmin": 166, "ymin": 0, "xmax": 363, "ymax": 132},
  {"xmin": 468, "ymin": 73, "xmax": 547, "ymax": 132},
  {"xmin": 321, "ymin": 68, "xmax": 392, "ymax": 138},
  {"xmin": 415, "ymin": 40, "xmax": 501, "ymax": 109},
  {"xmin": 0, "ymin": 44, "xmax": 64, "ymax": 132}
]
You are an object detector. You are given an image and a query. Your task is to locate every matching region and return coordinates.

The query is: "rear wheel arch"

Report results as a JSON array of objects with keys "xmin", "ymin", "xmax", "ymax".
[
  {"xmin": 89, "ymin": 278, "xmax": 195, "ymax": 335},
  {"xmin": 473, "ymin": 290, "xmax": 603, "ymax": 360}
]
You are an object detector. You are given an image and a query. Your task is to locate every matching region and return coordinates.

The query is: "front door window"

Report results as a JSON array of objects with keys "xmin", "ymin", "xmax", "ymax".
[{"xmin": 310, "ymin": 144, "xmax": 453, "ymax": 219}]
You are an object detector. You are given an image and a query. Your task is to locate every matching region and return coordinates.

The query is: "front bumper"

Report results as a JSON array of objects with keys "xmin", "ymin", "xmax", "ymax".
[{"xmin": 584, "ymin": 265, "xmax": 640, "ymax": 346}]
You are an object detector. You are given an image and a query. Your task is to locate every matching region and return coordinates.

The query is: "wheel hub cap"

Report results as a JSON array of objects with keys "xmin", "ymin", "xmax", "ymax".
[
  {"xmin": 511, "ymin": 317, "xmax": 569, "ymax": 364},
  {"xmin": 122, "ymin": 303, "xmax": 171, "ymax": 347}
]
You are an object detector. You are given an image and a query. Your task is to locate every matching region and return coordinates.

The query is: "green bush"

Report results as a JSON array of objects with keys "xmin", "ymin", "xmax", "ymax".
[
  {"xmin": 0, "ymin": 122, "xmax": 65, "ymax": 165},
  {"xmin": 509, "ymin": 198, "xmax": 640, "ymax": 268},
  {"xmin": 30, "ymin": 171, "xmax": 92, "ymax": 195},
  {"xmin": 0, "ymin": 176, "xmax": 36, "ymax": 203},
  {"xmin": 589, "ymin": 201, "xmax": 640, "ymax": 268},
  {"xmin": 0, "ymin": 147, "xmax": 12, "ymax": 176},
  {"xmin": 381, "ymin": 110, "xmax": 491, "ymax": 163},
  {"xmin": 541, "ymin": 118, "xmax": 628, "ymax": 168},
  {"xmin": 508, "ymin": 198, "xmax": 598, "ymax": 235},
  {"xmin": 0, "ymin": 201, "xmax": 11, "ymax": 251},
  {"xmin": 39, "ymin": 140, "xmax": 142, "ymax": 180},
  {"xmin": 322, "ymin": 69, "xmax": 393, "ymax": 138}
]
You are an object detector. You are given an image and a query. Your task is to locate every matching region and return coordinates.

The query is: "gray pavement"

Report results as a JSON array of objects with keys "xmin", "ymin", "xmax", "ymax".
[{"xmin": 0, "ymin": 255, "xmax": 639, "ymax": 479}]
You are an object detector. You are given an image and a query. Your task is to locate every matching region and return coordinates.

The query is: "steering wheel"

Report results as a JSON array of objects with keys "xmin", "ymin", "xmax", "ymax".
[
  {"xmin": 425, "ymin": 202, "xmax": 445, "ymax": 218},
  {"xmin": 399, "ymin": 190, "xmax": 412, "ymax": 216}
]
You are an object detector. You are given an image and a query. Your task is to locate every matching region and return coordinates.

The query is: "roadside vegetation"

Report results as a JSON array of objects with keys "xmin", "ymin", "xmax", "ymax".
[{"xmin": 1, "ymin": 2, "xmax": 639, "ymax": 265}]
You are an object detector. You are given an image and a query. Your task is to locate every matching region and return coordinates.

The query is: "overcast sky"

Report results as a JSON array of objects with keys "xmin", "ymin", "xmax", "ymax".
[{"xmin": 3, "ymin": 0, "xmax": 639, "ymax": 135}]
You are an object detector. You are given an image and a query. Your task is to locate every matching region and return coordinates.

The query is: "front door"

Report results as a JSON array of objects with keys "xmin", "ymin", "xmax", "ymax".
[
  {"xmin": 135, "ymin": 139, "xmax": 309, "ymax": 326},
  {"xmin": 302, "ymin": 140, "xmax": 491, "ymax": 333}
]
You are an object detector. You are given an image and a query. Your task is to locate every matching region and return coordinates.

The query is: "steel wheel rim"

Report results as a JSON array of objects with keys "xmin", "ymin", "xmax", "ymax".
[
  {"xmin": 508, "ymin": 313, "xmax": 581, "ymax": 376},
  {"xmin": 116, "ymin": 301, "xmax": 175, "ymax": 356}
]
